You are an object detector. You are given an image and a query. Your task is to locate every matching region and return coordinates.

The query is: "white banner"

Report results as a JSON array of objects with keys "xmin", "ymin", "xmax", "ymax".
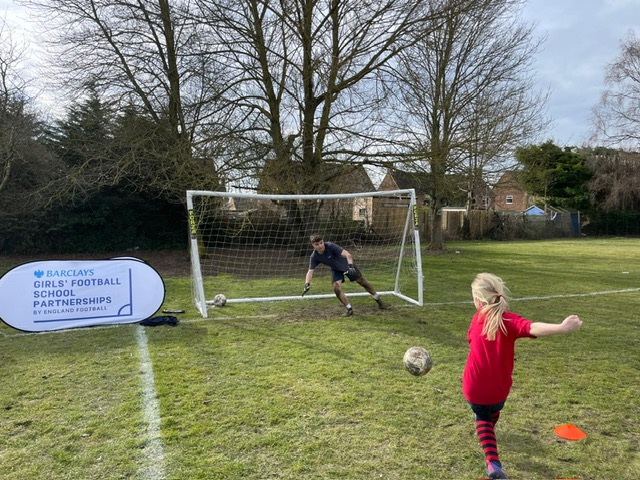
[{"xmin": 0, "ymin": 257, "xmax": 165, "ymax": 332}]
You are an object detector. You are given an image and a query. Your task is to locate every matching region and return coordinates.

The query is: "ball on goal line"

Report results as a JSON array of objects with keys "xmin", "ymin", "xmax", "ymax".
[
  {"xmin": 213, "ymin": 294, "xmax": 227, "ymax": 307},
  {"xmin": 403, "ymin": 346, "xmax": 432, "ymax": 376}
]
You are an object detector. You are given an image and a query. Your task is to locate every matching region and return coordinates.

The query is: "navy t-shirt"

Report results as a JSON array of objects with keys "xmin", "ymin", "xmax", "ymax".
[{"xmin": 309, "ymin": 242, "xmax": 349, "ymax": 272}]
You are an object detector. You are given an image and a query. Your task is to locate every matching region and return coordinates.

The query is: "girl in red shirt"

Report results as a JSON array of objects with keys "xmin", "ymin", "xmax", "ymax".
[{"xmin": 462, "ymin": 273, "xmax": 582, "ymax": 479}]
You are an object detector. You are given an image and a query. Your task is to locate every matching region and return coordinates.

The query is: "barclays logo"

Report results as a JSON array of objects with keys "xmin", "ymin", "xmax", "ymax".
[{"xmin": 37, "ymin": 269, "xmax": 96, "ymax": 278}]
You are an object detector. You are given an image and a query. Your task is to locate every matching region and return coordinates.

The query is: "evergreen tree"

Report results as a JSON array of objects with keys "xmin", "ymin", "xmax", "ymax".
[
  {"xmin": 46, "ymin": 86, "xmax": 116, "ymax": 169},
  {"xmin": 515, "ymin": 141, "xmax": 592, "ymax": 210}
]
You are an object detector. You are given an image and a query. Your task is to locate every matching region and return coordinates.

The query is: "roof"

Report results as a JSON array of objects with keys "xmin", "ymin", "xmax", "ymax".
[
  {"xmin": 523, "ymin": 205, "xmax": 580, "ymax": 216},
  {"xmin": 379, "ymin": 168, "xmax": 490, "ymax": 207},
  {"xmin": 494, "ymin": 171, "xmax": 524, "ymax": 190},
  {"xmin": 523, "ymin": 205, "xmax": 545, "ymax": 216},
  {"xmin": 379, "ymin": 169, "xmax": 432, "ymax": 194},
  {"xmin": 257, "ymin": 160, "xmax": 375, "ymax": 194}
]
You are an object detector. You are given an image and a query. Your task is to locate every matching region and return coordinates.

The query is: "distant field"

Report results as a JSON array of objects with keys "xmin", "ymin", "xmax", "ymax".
[{"xmin": 1, "ymin": 238, "xmax": 639, "ymax": 479}]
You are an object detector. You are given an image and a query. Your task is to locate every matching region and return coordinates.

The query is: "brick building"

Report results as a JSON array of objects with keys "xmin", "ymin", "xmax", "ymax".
[{"xmin": 492, "ymin": 171, "xmax": 530, "ymax": 211}]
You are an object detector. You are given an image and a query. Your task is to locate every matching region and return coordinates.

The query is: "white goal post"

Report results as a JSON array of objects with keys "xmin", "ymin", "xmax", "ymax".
[{"xmin": 186, "ymin": 189, "xmax": 423, "ymax": 317}]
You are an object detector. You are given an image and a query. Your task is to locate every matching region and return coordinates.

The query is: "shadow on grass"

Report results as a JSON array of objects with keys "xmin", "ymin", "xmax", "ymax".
[{"xmin": 500, "ymin": 430, "xmax": 574, "ymax": 479}]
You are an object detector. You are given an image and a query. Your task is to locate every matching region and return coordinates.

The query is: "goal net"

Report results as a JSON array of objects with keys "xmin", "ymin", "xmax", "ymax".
[{"xmin": 186, "ymin": 189, "xmax": 423, "ymax": 317}]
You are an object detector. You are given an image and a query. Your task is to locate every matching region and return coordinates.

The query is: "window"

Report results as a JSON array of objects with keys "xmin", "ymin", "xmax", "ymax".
[
  {"xmin": 358, "ymin": 207, "xmax": 366, "ymax": 218},
  {"xmin": 506, "ymin": 195, "xmax": 513, "ymax": 205}
]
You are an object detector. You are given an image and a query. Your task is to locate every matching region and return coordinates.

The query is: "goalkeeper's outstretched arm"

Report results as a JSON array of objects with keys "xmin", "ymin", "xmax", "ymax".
[
  {"xmin": 305, "ymin": 268, "xmax": 315, "ymax": 285},
  {"xmin": 302, "ymin": 268, "xmax": 314, "ymax": 296}
]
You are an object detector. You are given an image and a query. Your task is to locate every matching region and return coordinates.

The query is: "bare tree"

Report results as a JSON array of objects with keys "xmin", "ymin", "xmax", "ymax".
[
  {"xmin": 0, "ymin": 18, "xmax": 28, "ymax": 195},
  {"xmin": 0, "ymin": 18, "xmax": 61, "ymax": 214},
  {"xmin": 385, "ymin": 0, "xmax": 548, "ymax": 249},
  {"xmin": 192, "ymin": 0, "xmax": 469, "ymax": 198},
  {"xmin": 585, "ymin": 148, "xmax": 640, "ymax": 211},
  {"xmin": 20, "ymin": 0, "xmax": 228, "ymax": 202},
  {"xmin": 591, "ymin": 30, "xmax": 640, "ymax": 150}
]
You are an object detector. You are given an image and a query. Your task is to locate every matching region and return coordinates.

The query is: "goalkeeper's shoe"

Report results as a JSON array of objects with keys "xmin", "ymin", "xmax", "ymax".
[
  {"xmin": 344, "ymin": 307, "xmax": 354, "ymax": 317},
  {"xmin": 376, "ymin": 298, "xmax": 388, "ymax": 310}
]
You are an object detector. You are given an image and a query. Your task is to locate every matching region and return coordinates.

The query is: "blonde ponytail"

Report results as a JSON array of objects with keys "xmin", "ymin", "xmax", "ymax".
[{"xmin": 471, "ymin": 273, "xmax": 510, "ymax": 340}]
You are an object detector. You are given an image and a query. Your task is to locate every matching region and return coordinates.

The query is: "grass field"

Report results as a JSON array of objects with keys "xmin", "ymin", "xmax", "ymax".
[{"xmin": 1, "ymin": 238, "xmax": 639, "ymax": 480}]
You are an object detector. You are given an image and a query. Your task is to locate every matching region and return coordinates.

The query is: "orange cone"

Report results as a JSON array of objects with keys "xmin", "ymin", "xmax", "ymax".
[{"xmin": 554, "ymin": 423, "xmax": 586, "ymax": 441}]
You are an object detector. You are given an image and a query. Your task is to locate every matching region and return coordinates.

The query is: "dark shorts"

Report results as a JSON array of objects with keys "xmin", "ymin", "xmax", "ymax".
[
  {"xmin": 468, "ymin": 400, "xmax": 506, "ymax": 422},
  {"xmin": 332, "ymin": 264, "xmax": 362, "ymax": 283}
]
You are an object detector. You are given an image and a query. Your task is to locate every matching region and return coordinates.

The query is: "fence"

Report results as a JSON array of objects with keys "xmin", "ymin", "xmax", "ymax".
[
  {"xmin": 581, "ymin": 212, "xmax": 640, "ymax": 236},
  {"xmin": 434, "ymin": 209, "xmax": 640, "ymax": 241},
  {"xmin": 432, "ymin": 209, "xmax": 581, "ymax": 241}
]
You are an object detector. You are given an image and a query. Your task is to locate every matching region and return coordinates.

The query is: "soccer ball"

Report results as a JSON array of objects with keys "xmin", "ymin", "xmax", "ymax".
[
  {"xmin": 213, "ymin": 294, "xmax": 227, "ymax": 307},
  {"xmin": 403, "ymin": 346, "xmax": 432, "ymax": 376}
]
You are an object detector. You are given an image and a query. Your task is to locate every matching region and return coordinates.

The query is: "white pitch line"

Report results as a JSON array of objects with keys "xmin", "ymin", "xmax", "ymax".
[
  {"xmin": 424, "ymin": 287, "xmax": 640, "ymax": 306},
  {"xmin": 512, "ymin": 287, "xmax": 640, "ymax": 301},
  {"xmin": 135, "ymin": 326, "xmax": 166, "ymax": 480},
  {"xmin": 1, "ymin": 288, "xmax": 636, "ymax": 337}
]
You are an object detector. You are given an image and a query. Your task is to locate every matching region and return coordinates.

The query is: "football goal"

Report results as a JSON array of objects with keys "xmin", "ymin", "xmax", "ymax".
[{"xmin": 186, "ymin": 189, "xmax": 423, "ymax": 317}]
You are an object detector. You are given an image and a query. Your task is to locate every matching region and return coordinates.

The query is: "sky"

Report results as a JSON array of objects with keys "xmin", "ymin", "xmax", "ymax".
[
  {"xmin": 2, "ymin": 0, "xmax": 640, "ymax": 147},
  {"xmin": 521, "ymin": 0, "xmax": 640, "ymax": 146}
]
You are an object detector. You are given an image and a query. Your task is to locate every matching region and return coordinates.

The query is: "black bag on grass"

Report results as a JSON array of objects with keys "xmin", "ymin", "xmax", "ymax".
[{"xmin": 139, "ymin": 315, "xmax": 179, "ymax": 327}]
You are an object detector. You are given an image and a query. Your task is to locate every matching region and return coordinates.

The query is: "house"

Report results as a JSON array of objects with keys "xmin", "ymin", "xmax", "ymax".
[
  {"xmin": 253, "ymin": 161, "xmax": 377, "ymax": 224},
  {"xmin": 378, "ymin": 168, "xmax": 491, "ymax": 209},
  {"xmin": 377, "ymin": 168, "xmax": 432, "ymax": 206},
  {"xmin": 492, "ymin": 171, "xmax": 531, "ymax": 211},
  {"xmin": 377, "ymin": 168, "xmax": 491, "ymax": 239}
]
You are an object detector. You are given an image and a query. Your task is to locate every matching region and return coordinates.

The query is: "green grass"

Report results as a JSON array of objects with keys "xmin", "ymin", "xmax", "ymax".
[{"xmin": 1, "ymin": 237, "xmax": 639, "ymax": 479}]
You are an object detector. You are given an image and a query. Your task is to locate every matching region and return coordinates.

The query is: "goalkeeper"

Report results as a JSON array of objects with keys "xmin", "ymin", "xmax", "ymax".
[{"xmin": 303, "ymin": 233, "xmax": 387, "ymax": 316}]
